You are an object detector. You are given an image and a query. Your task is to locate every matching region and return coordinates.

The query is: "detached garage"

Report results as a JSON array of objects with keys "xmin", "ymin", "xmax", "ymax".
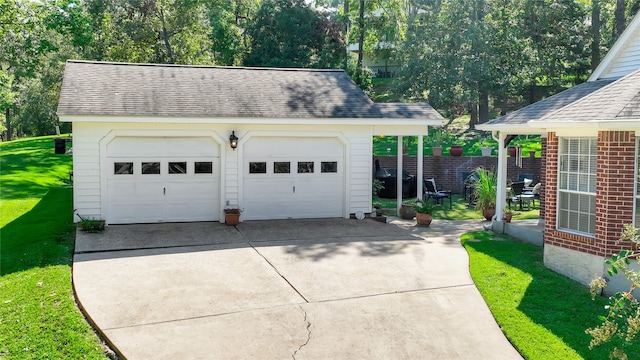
[{"xmin": 58, "ymin": 60, "xmax": 443, "ymax": 224}]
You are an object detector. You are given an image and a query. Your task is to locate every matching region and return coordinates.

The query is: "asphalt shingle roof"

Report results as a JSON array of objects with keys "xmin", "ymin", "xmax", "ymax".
[
  {"xmin": 481, "ymin": 79, "xmax": 615, "ymax": 127},
  {"xmin": 534, "ymin": 68, "xmax": 640, "ymax": 123},
  {"xmin": 57, "ymin": 61, "xmax": 442, "ymax": 120}
]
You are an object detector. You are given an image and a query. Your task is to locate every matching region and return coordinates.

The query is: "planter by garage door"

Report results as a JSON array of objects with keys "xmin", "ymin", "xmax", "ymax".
[
  {"xmin": 106, "ymin": 137, "xmax": 220, "ymax": 224},
  {"xmin": 242, "ymin": 137, "xmax": 344, "ymax": 220}
]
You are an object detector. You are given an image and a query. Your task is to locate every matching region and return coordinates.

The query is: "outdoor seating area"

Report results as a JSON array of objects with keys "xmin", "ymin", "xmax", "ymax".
[{"xmin": 423, "ymin": 178, "xmax": 452, "ymax": 209}]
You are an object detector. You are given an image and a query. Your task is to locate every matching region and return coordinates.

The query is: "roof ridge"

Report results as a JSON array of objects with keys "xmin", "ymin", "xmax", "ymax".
[{"xmin": 66, "ymin": 60, "xmax": 345, "ymax": 73}]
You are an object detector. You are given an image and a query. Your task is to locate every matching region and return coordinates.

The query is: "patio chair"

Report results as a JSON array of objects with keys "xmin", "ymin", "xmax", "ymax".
[
  {"xmin": 522, "ymin": 182, "xmax": 541, "ymax": 208},
  {"xmin": 508, "ymin": 181, "xmax": 534, "ymax": 210},
  {"xmin": 424, "ymin": 178, "xmax": 452, "ymax": 209},
  {"xmin": 517, "ymin": 173, "xmax": 534, "ymax": 188}
]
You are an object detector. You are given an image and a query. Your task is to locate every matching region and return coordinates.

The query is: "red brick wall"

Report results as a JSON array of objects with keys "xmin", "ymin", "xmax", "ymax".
[
  {"xmin": 544, "ymin": 131, "xmax": 637, "ymax": 257},
  {"xmin": 596, "ymin": 131, "xmax": 637, "ymax": 256},
  {"xmin": 373, "ymin": 153, "xmax": 541, "ymax": 194},
  {"xmin": 539, "ymin": 137, "xmax": 547, "ymax": 219}
]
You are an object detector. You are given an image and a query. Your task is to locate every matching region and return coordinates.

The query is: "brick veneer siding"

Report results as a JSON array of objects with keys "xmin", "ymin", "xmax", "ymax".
[
  {"xmin": 543, "ymin": 131, "xmax": 637, "ymax": 257},
  {"xmin": 373, "ymin": 153, "xmax": 542, "ymax": 194},
  {"xmin": 539, "ymin": 138, "xmax": 547, "ymax": 219}
]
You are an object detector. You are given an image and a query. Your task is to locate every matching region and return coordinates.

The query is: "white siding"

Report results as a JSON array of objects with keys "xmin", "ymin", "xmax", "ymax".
[
  {"xmin": 66, "ymin": 120, "xmax": 387, "ymax": 222},
  {"xmin": 596, "ymin": 18, "xmax": 640, "ymax": 80}
]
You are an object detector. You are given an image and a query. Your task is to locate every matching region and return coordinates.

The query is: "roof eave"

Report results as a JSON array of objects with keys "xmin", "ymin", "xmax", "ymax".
[
  {"xmin": 475, "ymin": 123, "xmax": 545, "ymax": 135},
  {"xmin": 527, "ymin": 118, "xmax": 640, "ymax": 130}
]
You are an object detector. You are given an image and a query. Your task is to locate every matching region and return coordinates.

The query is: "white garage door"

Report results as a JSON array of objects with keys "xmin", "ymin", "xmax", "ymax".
[
  {"xmin": 243, "ymin": 137, "xmax": 344, "ymax": 220},
  {"xmin": 106, "ymin": 137, "xmax": 220, "ymax": 224}
]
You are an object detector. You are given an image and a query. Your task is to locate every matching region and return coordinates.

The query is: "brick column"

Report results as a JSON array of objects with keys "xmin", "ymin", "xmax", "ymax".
[
  {"xmin": 596, "ymin": 131, "xmax": 636, "ymax": 257},
  {"xmin": 543, "ymin": 133, "xmax": 557, "ymax": 236},
  {"xmin": 539, "ymin": 137, "xmax": 546, "ymax": 219}
]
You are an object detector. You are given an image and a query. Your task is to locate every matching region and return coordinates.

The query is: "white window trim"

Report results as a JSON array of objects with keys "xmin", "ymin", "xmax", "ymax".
[{"xmin": 556, "ymin": 137, "xmax": 597, "ymax": 236}]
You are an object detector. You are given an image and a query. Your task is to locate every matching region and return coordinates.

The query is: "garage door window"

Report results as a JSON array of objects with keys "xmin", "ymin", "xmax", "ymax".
[
  {"xmin": 114, "ymin": 162, "xmax": 133, "ymax": 175},
  {"xmin": 169, "ymin": 162, "xmax": 187, "ymax": 174},
  {"xmin": 195, "ymin": 162, "xmax": 213, "ymax": 174},
  {"xmin": 321, "ymin": 162, "xmax": 338, "ymax": 173},
  {"xmin": 298, "ymin": 162, "xmax": 314, "ymax": 173},
  {"xmin": 142, "ymin": 162, "xmax": 160, "ymax": 174},
  {"xmin": 274, "ymin": 162, "xmax": 290, "ymax": 174},
  {"xmin": 249, "ymin": 162, "xmax": 267, "ymax": 174}
]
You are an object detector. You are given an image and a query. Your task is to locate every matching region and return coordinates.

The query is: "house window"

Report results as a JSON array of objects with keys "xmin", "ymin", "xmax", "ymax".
[
  {"xmin": 635, "ymin": 138, "xmax": 640, "ymax": 227},
  {"xmin": 557, "ymin": 137, "xmax": 597, "ymax": 235}
]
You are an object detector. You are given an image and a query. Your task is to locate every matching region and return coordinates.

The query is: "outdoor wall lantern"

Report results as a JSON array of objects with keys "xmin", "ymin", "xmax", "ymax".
[{"xmin": 229, "ymin": 131, "xmax": 238, "ymax": 150}]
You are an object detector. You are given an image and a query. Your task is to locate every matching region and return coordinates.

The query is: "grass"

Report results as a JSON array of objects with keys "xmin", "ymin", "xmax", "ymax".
[
  {"xmin": 0, "ymin": 136, "xmax": 110, "ymax": 359},
  {"xmin": 461, "ymin": 231, "xmax": 640, "ymax": 360},
  {"xmin": 374, "ymin": 193, "xmax": 540, "ymax": 220}
]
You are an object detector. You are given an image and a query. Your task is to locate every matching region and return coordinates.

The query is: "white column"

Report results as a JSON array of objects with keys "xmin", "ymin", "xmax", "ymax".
[
  {"xmin": 397, "ymin": 135, "xmax": 403, "ymax": 214},
  {"xmin": 495, "ymin": 132, "xmax": 508, "ymax": 221},
  {"xmin": 417, "ymin": 135, "xmax": 423, "ymax": 201}
]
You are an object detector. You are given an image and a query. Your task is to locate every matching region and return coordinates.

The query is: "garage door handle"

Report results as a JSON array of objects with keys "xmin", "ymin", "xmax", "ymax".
[
  {"xmin": 293, "ymin": 186, "xmax": 295, "ymax": 193},
  {"xmin": 164, "ymin": 187, "xmax": 166, "ymax": 195}
]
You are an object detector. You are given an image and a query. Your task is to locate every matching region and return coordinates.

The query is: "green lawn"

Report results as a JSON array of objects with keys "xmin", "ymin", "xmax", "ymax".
[
  {"xmin": 461, "ymin": 231, "xmax": 638, "ymax": 360},
  {"xmin": 375, "ymin": 193, "xmax": 540, "ymax": 220},
  {"xmin": 0, "ymin": 136, "xmax": 110, "ymax": 359}
]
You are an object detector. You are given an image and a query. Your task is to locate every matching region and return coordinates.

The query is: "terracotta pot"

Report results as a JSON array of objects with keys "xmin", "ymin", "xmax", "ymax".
[
  {"xmin": 432, "ymin": 147, "xmax": 442, "ymax": 156},
  {"xmin": 481, "ymin": 147, "xmax": 492, "ymax": 157},
  {"xmin": 225, "ymin": 213, "xmax": 240, "ymax": 226},
  {"xmin": 398, "ymin": 204, "xmax": 416, "ymax": 220},
  {"xmin": 503, "ymin": 213, "xmax": 513, "ymax": 223},
  {"xmin": 416, "ymin": 212, "xmax": 433, "ymax": 226},
  {"xmin": 508, "ymin": 146, "xmax": 517, "ymax": 157},
  {"xmin": 482, "ymin": 208, "xmax": 496, "ymax": 221},
  {"xmin": 449, "ymin": 145, "xmax": 463, "ymax": 157}
]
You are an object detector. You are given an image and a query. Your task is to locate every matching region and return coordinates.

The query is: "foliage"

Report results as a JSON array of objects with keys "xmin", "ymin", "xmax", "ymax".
[
  {"xmin": 372, "ymin": 178, "xmax": 384, "ymax": 198},
  {"xmin": 470, "ymin": 167, "xmax": 497, "ymax": 211},
  {"xmin": 224, "ymin": 207, "xmax": 242, "ymax": 214},
  {"xmin": 460, "ymin": 231, "xmax": 638, "ymax": 359},
  {"xmin": 243, "ymin": 0, "xmax": 345, "ymax": 68},
  {"xmin": 587, "ymin": 224, "xmax": 640, "ymax": 360},
  {"xmin": 0, "ymin": 136, "xmax": 109, "ymax": 358},
  {"xmin": 413, "ymin": 200, "xmax": 434, "ymax": 214}
]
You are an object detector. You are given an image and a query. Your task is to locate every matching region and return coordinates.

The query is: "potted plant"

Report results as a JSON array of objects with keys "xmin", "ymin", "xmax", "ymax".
[
  {"xmin": 427, "ymin": 129, "xmax": 443, "ymax": 156},
  {"xmin": 398, "ymin": 203, "xmax": 417, "ymax": 220},
  {"xmin": 449, "ymin": 145, "xmax": 463, "ymax": 156},
  {"xmin": 481, "ymin": 146, "xmax": 493, "ymax": 157},
  {"xmin": 413, "ymin": 201, "xmax": 435, "ymax": 226},
  {"xmin": 502, "ymin": 208, "xmax": 513, "ymax": 223},
  {"xmin": 224, "ymin": 207, "xmax": 242, "ymax": 225},
  {"xmin": 470, "ymin": 167, "xmax": 497, "ymax": 221}
]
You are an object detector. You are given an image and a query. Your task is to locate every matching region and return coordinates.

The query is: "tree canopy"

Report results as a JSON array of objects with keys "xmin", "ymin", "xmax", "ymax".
[{"xmin": 1, "ymin": 0, "xmax": 639, "ymax": 138}]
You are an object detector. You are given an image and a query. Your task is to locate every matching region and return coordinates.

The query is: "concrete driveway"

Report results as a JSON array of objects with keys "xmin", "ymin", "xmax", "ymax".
[{"xmin": 73, "ymin": 218, "xmax": 522, "ymax": 359}]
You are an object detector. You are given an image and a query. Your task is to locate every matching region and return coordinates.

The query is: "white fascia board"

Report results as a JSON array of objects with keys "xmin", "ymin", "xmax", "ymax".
[
  {"xmin": 527, "ymin": 119, "xmax": 640, "ymax": 131},
  {"xmin": 58, "ymin": 114, "xmax": 444, "ymax": 127},
  {"xmin": 475, "ymin": 123, "xmax": 544, "ymax": 135},
  {"xmin": 589, "ymin": 12, "xmax": 640, "ymax": 81}
]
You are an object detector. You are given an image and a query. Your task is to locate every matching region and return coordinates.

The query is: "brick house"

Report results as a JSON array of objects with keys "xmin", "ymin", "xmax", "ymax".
[{"xmin": 477, "ymin": 12, "xmax": 640, "ymax": 294}]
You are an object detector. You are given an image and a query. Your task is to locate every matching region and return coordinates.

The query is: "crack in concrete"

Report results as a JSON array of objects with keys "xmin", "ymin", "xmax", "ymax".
[{"xmin": 292, "ymin": 306, "xmax": 311, "ymax": 360}]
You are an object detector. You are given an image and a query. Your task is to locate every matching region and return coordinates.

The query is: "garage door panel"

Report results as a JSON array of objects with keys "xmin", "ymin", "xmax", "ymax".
[
  {"xmin": 243, "ymin": 137, "xmax": 344, "ymax": 220},
  {"xmin": 107, "ymin": 137, "xmax": 220, "ymax": 224}
]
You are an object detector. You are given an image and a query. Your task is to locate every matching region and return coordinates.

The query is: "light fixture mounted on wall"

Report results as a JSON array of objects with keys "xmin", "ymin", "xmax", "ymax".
[{"xmin": 229, "ymin": 131, "xmax": 238, "ymax": 150}]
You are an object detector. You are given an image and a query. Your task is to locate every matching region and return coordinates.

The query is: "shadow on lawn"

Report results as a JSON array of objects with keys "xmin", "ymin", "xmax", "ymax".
[
  {"xmin": 0, "ymin": 187, "xmax": 75, "ymax": 276},
  {"xmin": 463, "ymin": 237, "xmax": 621, "ymax": 359}
]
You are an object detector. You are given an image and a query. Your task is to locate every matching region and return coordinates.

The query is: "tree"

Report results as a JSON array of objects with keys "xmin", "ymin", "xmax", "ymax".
[{"xmin": 243, "ymin": 0, "xmax": 345, "ymax": 68}]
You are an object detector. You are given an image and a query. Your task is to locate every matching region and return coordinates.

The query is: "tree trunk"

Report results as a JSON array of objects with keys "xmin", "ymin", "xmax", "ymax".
[
  {"xmin": 614, "ymin": 0, "xmax": 626, "ymax": 40},
  {"xmin": 5, "ymin": 108, "xmax": 11, "ymax": 141},
  {"xmin": 478, "ymin": 87, "xmax": 489, "ymax": 124},
  {"xmin": 159, "ymin": 7, "xmax": 175, "ymax": 64},
  {"xmin": 468, "ymin": 101, "xmax": 478, "ymax": 127},
  {"xmin": 357, "ymin": 0, "xmax": 365, "ymax": 70},
  {"xmin": 344, "ymin": 0, "xmax": 350, "ymax": 69},
  {"xmin": 592, "ymin": 0, "xmax": 601, "ymax": 72},
  {"xmin": 528, "ymin": 81, "xmax": 537, "ymax": 104}
]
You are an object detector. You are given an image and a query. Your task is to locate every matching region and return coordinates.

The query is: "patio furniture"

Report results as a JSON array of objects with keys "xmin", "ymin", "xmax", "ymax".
[
  {"xmin": 374, "ymin": 160, "xmax": 418, "ymax": 198},
  {"xmin": 424, "ymin": 178, "xmax": 452, "ymax": 209},
  {"xmin": 508, "ymin": 181, "xmax": 534, "ymax": 210},
  {"xmin": 462, "ymin": 171, "xmax": 479, "ymax": 200},
  {"xmin": 522, "ymin": 182, "xmax": 541, "ymax": 208},
  {"xmin": 517, "ymin": 173, "xmax": 534, "ymax": 187}
]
